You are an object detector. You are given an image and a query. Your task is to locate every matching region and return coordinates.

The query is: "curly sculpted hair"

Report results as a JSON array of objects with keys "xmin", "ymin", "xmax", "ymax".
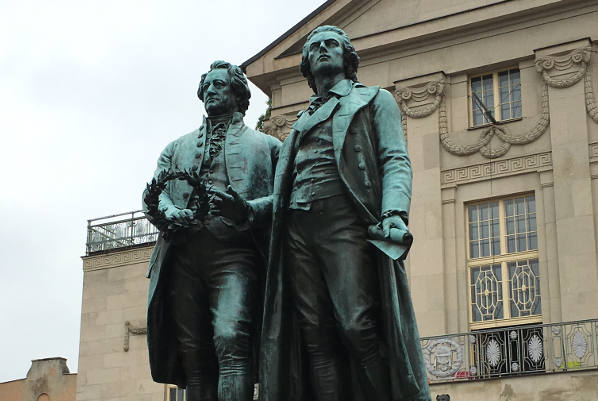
[{"xmin": 197, "ymin": 60, "xmax": 251, "ymax": 115}]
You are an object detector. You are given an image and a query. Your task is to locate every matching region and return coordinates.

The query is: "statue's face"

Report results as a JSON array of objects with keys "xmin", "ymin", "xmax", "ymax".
[
  {"xmin": 201, "ymin": 68, "xmax": 238, "ymax": 116},
  {"xmin": 306, "ymin": 30, "xmax": 344, "ymax": 79}
]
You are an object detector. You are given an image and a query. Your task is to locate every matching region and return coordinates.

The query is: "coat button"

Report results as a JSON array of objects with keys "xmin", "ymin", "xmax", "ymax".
[
  {"xmin": 358, "ymin": 162, "xmax": 366, "ymax": 170},
  {"xmin": 195, "ymin": 153, "xmax": 201, "ymax": 158},
  {"xmin": 197, "ymin": 142, "xmax": 202, "ymax": 147},
  {"xmin": 183, "ymin": 192, "xmax": 190, "ymax": 199},
  {"xmin": 354, "ymin": 145, "xmax": 362, "ymax": 152}
]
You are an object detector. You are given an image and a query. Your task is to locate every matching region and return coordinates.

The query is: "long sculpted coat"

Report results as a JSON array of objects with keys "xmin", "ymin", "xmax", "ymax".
[
  {"xmin": 144, "ymin": 112, "xmax": 281, "ymax": 387},
  {"xmin": 260, "ymin": 82, "xmax": 431, "ymax": 401}
]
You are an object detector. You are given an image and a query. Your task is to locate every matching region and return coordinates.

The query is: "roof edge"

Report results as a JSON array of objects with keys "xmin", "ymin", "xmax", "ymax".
[{"xmin": 241, "ymin": 0, "xmax": 335, "ymax": 71}]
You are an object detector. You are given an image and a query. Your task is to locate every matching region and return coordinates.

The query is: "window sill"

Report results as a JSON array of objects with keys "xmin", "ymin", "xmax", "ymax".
[{"xmin": 468, "ymin": 117, "xmax": 523, "ymax": 131}]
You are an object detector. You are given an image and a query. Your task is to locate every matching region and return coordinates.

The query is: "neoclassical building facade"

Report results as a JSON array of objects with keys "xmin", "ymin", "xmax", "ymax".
[
  {"xmin": 242, "ymin": 0, "xmax": 598, "ymax": 398},
  {"xmin": 76, "ymin": 1, "xmax": 598, "ymax": 400}
]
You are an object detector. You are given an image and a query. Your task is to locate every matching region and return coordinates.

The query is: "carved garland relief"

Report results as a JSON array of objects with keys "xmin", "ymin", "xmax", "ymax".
[{"xmin": 395, "ymin": 45, "xmax": 597, "ymax": 160}]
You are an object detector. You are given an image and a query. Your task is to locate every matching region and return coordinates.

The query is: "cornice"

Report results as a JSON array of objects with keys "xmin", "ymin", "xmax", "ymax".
[{"xmin": 82, "ymin": 246, "xmax": 153, "ymax": 272}]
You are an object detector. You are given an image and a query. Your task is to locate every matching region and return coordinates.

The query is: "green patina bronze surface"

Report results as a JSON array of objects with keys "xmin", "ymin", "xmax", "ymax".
[
  {"xmin": 259, "ymin": 26, "xmax": 432, "ymax": 401},
  {"xmin": 143, "ymin": 61, "xmax": 280, "ymax": 401}
]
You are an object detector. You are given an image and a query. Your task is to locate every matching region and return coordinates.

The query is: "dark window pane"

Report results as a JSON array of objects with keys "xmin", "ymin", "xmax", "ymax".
[
  {"xmin": 507, "ymin": 235, "xmax": 515, "ymax": 253},
  {"xmin": 517, "ymin": 216, "xmax": 526, "ymax": 233},
  {"xmin": 470, "ymin": 223, "xmax": 479, "ymax": 241},
  {"xmin": 501, "ymin": 103, "xmax": 510, "ymax": 120},
  {"xmin": 512, "ymin": 86, "xmax": 521, "ymax": 102},
  {"xmin": 491, "ymin": 221, "xmax": 500, "ymax": 237},
  {"xmin": 529, "ymin": 233, "xmax": 538, "ymax": 250},
  {"xmin": 528, "ymin": 215, "xmax": 537, "ymax": 232},
  {"xmin": 481, "ymin": 223, "xmax": 489, "ymax": 239},
  {"xmin": 517, "ymin": 236, "xmax": 526, "ymax": 252},
  {"xmin": 492, "ymin": 239, "xmax": 501, "ymax": 255},
  {"xmin": 491, "ymin": 203, "xmax": 499, "ymax": 219},
  {"xmin": 512, "ymin": 102, "xmax": 522, "ymax": 118},
  {"xmin": 506, "ymin": 217, "xmax": 515, "ymax": 235},
  {"xmin": 505, "ymin": 200, "xmax": 513, "ymax": 216},
  {"xmin": 481, "ymin": 239, "xmax": 490, "ymax": 256},
  {"xmin": 471, "ymin": 77, "xmax": 481, "ymax": 94},
  {"xmin": 468, "ymin": 206, "xmax": 478, "ymax": 221},
  {"xmin": 527, "ymin": 196, "xmax": 536, "ymax": 213},
  {"xmin": 510, "ymin": 69, "xmax": 520, "ymax": 86},
  {"xmin": 516, "ymin": 198, "xmax": 525, "ymax": 215},
  {"xmin": 471, "ymin": 242, "xmax": 479, "ymax": 258},
  {"xmin": 473, "ymin": 109, "xmax": 484, "ymax": 126},
  {"xmin": 170, "ymin": 388, "xmax": 177, "ymax": 401},
  {"xmin": 481, "ymin": 205, "xmax": 489, "ymax": 221}
]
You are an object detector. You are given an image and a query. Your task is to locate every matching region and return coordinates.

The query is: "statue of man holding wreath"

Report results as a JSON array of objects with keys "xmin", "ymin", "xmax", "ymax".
[{"xmin": 143, "ymin": 60, "xmax": 281, "ymax": 401}]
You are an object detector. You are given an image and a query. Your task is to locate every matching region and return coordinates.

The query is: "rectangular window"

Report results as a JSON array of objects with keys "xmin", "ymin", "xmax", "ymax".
[
  {"xmin": 467, "ymin": 194, "xmax": 541, "ymax": 328},
  {"xmin": 470, "ymin": 68, "xmax": 521, "ymax": 127},
  {"xmin": 166, "ymin": 385, "xmax": 185, "ymax": 401}
]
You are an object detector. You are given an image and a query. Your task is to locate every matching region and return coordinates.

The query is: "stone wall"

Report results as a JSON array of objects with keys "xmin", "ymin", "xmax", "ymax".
[{"xmin": 77, "ymin": 246, "xmax": 163, "ymax": 401}]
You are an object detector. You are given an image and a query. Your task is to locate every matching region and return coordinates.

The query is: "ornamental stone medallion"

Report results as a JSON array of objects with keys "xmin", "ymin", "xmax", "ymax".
[{"xmin": 423, "ymin": 338, "xmax": 464, "ymax": 378}]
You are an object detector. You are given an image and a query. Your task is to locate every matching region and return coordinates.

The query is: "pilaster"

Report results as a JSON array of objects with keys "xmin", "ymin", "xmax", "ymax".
[
  {"xmin": 395, "ymin": 72, "xmax": 448, "ymax": 336},
  {"xmin": 534, "ymin": 39, "xmax": 598, "ymax": 321}
]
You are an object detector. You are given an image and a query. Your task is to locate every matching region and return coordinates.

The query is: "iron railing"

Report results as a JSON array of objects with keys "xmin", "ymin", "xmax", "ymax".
[
  {"xmin": 86, "ymin": 211, "xmax": 158, "ymax": 255},
  {"xmin": 420, "ymin": 318, "xmax": 598, "ymax": 383}
]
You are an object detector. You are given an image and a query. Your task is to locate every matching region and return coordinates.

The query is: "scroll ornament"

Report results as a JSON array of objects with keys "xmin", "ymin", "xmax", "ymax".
[
  {"xmin": 396, "ymin": 79, "xmax": 446, "ymax": 119},
  {"xmin": 536, "ymin": 46, "xmax": 597, "ymax": 124},
  {"xmin": 535, "ymin": 47, "xmax": 591, "ymax": 89}
]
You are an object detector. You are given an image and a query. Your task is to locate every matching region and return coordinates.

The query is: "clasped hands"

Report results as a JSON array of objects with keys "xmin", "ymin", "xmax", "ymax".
[{"xmin": 163, "ymin": 185, "xmax": 249, "ymax": 229}]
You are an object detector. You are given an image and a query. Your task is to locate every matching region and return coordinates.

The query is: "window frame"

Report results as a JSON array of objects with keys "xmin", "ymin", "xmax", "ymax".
[
  {"xmin": 468, "ymin": 67, "xmax": 522, "ymax": 128},
  {"xmin": 165, "ymin": 385, "xmax": 185, "ymax": 401},
  {"xmin": 465, "ymin": 193, "xmax": 541, "ymax": 330}
]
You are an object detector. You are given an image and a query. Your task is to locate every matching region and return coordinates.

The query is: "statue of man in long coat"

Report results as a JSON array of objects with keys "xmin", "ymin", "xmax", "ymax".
[
  {"xmin": 143, "ymin": 60, "xmax": 280, "ymax": 401},
  {"xmin": 259, "ymin": 26, "xmax": 431, "ymax": 401}
]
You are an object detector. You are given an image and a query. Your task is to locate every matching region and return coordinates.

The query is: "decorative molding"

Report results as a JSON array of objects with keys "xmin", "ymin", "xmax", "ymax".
[
  {"xmin": 395, "ymin": 79, "xmax": 446, "ymax": 119},
  {"xmin": 124, "ymin": 321, "xmax": 147, "ymax": 352},
  {"xmin": 440, "ymin": 152, "xmax": 552, "ymax": 186},
  {"xmin": 585, "ymin": 67, "xmax": 598, "ymax": 123},
  {"xmin": 535, "ymin": 47, "xmax": 591, "ymax": 89},
  {"xmin": 590, "ymin": 142, "xmax": 598, "ymax": 160},
  {"xmin": 82, "ymin": 246, "xmax": 153, "ymax": 271},
  {"xmin": 422, "ymin": 338, "xmax": 464, "ymax": 378},
  {"xmin": 263, "ymin": 114, "xmax": 295, "ymax": 141},
  {"xmin": 439, "ymin": 84, "xmax": 550, "ymax": 159}
]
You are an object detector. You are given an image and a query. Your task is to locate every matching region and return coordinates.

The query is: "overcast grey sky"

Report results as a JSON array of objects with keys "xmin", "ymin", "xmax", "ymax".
[{"xmin": 0, "ymin": 0, "xmax": 324, "ymax": 382}]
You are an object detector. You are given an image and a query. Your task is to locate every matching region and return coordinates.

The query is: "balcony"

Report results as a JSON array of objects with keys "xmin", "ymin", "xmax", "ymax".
[
  {"xmin": 421, "ymin": 318, "xmax": 598, "ymax": 383},
  {"xmin": 86, "ymin": 211, "xmax": 158, "ymax": 255}
]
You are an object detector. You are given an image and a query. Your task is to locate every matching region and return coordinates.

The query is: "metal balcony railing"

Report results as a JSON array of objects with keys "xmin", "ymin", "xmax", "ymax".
[
  {"xmin": 86, "ymin": 211, "xmax": 158, "ymax": 255},
  {"xmin": 421, "ymin": 318, "xmax": 598, "ymax": 383}
]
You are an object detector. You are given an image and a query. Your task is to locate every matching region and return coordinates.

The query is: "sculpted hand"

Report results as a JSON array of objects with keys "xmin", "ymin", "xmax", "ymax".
[
  {"xmin": 164, "ymin": 206, "xmax": 194, "ymax": 228},
  {"xmin": 381, "ymin": 214, "xmax": 408, "ymax": 239},
  {"xmin": 210, "ymin": 185, "xmax": 250, "ymax": 224}
]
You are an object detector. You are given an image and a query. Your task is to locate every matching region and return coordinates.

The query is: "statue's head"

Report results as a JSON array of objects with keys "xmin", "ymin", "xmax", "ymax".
[
  {"xmin": 197, "ymin": 60, "xmax": 251, "ymax": 116},
  {"xmin": 436, "ymin": 395, "xmax": 450, "ymax": 401},
  {"xmin": 300, "ymin": 25, "xmax": 360, "ymax": 92}
]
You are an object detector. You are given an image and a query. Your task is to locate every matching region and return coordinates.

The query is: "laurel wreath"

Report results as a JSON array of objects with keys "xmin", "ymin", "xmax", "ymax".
[{"xmin": 144, "ymin": 169, "xmax": 212, "ymax": 238}]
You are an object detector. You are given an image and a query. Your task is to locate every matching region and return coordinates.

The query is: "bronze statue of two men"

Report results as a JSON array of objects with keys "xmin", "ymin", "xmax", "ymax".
[{"xmin": 144, "ymin": 26, "xmax": 431, "ymax": 401}]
